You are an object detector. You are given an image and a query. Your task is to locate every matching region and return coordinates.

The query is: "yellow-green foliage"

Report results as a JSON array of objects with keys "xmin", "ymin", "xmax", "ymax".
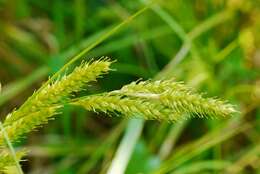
[
  {"xmin": 72, "ymin": 94, "xmax": 181, "ymax": 121},
  {"xmin": 0, "ymin": 107, "xmax": 59, "ymax": 144},
  {"xmin": 0, "ymin": 59, "xmax": 236, "ymax": 169},
  {"xmin": 118, "ymin": 80, "xmax": 236, "ymax": 118},
  {"xmin": 4, "ymin": 59, "xmax": 112, "ymax": 126},
  {"xmin": 0, "ymin": 149, "xmax": 26, "ymax": 171}
]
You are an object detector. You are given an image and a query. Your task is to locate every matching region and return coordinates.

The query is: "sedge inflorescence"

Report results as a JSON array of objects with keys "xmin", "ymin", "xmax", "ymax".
[
  {"xmin": 0, "ymin": 58, "xmax": 236, "ymax": 171},
  {"xmin": 4, "ymin": 59, "xmax": 112, "ymax": 126},
  {"xmin": 73, "ymin": 80, "xmax": 236, "ymax": 121}
]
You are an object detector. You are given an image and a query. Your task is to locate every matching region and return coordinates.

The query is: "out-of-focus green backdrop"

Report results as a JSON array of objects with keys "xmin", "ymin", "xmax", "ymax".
[{"xmin": 0, "ymin": 0, "xmax": 259, "ymax": 173}]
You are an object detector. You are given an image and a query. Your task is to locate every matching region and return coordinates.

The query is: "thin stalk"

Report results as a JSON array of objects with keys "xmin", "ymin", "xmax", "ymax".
[
  {"xmin": 106, "ymin": 119, "xmax": 144, "ymax": 174},
  {"xmin": 188, "ymin": 10, "xmax": 232, "ymax": 40},
  {"xmin": 157, "ymin": 9, "xmax": 233, "ymax": 78},
  {"xmin": 214, "ymin": 39, "xmax": 238, "ymax": 63},
  {"xmin": 141, "ymin": 0, "xmax": 187, "ymax": 41}
]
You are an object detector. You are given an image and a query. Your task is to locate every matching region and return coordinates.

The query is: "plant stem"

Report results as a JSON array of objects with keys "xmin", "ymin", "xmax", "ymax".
[
  {"xmin": 106, "ymin": 119, "xmax": 144, "ymax": 174},
  {"xmin": 0, "ymin": 121, "xmax": 24, "ymax": 174}
]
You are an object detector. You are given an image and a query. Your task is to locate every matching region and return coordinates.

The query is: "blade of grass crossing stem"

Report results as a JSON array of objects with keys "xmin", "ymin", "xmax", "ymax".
[
  {"xmin": 106, "ymin": 24, "xmax": 184, "ymax": 174},
  {"xmin": 143, "ymin": 3, "xmax": 191, "ymax": 155},
  {"xmin": 157, "ymin": 9, "xmax": 233, "ymax": 78},
  {"xmin": 141, "ymin": 0, "xmax": 192, "ymax": 75},
  {"xmin": 141, "ymin": 0, "xmax": 187, "ymax": 41}
]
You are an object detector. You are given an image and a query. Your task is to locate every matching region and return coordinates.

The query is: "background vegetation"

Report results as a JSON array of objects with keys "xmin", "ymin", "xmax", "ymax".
[{"xmin": 0, "ymin": 0, "xmax": 259, "ymax": 173}]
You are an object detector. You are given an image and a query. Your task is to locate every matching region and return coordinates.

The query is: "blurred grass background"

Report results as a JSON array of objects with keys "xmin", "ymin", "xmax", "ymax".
[{"xmin": 0, "ymin": 0, "xmax": 260, "ymax": 173}]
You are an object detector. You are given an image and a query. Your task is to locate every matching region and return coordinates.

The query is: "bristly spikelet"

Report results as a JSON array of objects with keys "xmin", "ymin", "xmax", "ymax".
[
  {"xmin": 120, "ymin": 80, "xmax": 192, "ymax": 94},
  {"xmin": 72, "ymin": 94, "xmax": 182, "ymax": 121},
  {"xmin": 109, "ymin": 80, "xmax": 236, "ymax": 119},
  {"xmin": 0, "ymin": 149, "xmax": 26, "ymax": 171},
  {"xmin": 0, "ymin": 107, "xmax": 59, "ymax": 145},
  {"xmin": 4, "ymin": 59, "xmax": 112, "ymax": 126},
  {"xmin": 159, "ymin": 90, "xmax": 236, "ymax": 118}
]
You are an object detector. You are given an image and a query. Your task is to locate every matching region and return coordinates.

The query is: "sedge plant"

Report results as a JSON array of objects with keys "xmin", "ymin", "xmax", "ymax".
[{"xmin": 0, "ymin": 58, "xmax": 236, "ymax": 173}]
